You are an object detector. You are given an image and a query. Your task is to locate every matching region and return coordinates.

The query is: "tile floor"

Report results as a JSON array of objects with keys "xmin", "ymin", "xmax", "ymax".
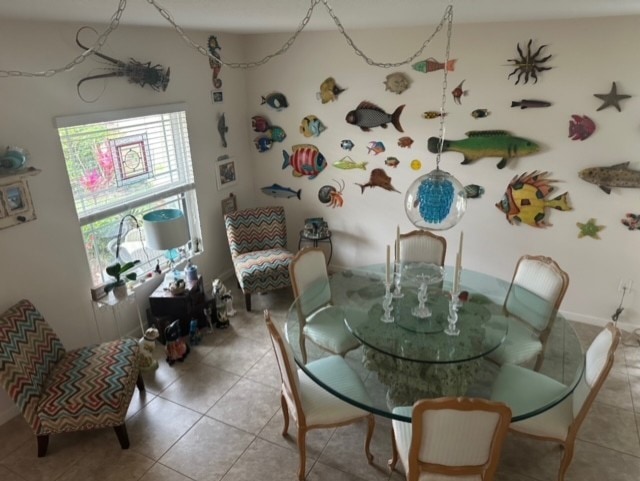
[{"xmin": 0, "ymin": 285, "xmax": 639, "ymax": 481}]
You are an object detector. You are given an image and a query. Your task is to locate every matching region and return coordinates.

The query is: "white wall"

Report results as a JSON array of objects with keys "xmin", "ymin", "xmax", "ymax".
[
  {"xmin": 1, "ymin": 14, "xmax": 639, "ymax": 424},
  {"xmin": 242, "ymin": 15, "xmax": 640, "ymax": 328},
  {"xmin": 0, "ymin": 20, "xmax": 255, "ymax": 422}
]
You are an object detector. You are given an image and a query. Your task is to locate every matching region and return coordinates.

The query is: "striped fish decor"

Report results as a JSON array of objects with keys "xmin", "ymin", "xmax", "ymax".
[{"xmin": 282, "ymin": 144, "xmax": 327, "ymax": 180}]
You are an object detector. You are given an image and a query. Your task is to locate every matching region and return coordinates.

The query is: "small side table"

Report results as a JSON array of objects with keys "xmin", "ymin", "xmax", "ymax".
[{"xmin": 298, "ymin": 230, "xmax": 333, "ymax": 263}]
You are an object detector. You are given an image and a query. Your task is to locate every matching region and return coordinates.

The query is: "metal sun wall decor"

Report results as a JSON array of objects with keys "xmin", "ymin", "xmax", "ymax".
[
  {"xmin": 427, "ymin": 130, "xmax": 540, "ymax": 169},
  {"xmin": 495, "ymin": 171, "xmax": 571, "ymax": 228},
  {"xmin": 506, "ymin": 39, "xmax": 553, "ymax": 85},
  {"xmin": 75, "ymin": 27, "xmax": 170, "ymax": 102}
]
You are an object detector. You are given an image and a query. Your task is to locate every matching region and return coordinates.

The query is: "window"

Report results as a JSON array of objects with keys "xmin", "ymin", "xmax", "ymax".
[{"xmin": 56, "ymin": 103, "xmax": 201, "ymax": 287}]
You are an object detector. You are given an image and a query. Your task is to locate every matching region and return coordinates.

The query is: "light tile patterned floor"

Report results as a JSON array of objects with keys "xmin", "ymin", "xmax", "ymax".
[{"xmin": 0, "ymin": 285, "xmax": 639, "ymax": 481}]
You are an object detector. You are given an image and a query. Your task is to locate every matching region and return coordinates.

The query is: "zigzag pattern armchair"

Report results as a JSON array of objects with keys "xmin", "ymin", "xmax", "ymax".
[
  {"xmin": 224, "ymin": 206, "xmax": 294, "ymax": 311},
  {"xmin": 0, "ymin": 299, "xmax": 144, "ymax": 457}
]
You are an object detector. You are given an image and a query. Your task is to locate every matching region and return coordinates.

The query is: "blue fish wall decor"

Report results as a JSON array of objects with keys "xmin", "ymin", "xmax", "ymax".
[{"xmin": 261, "ymin": 183, "xmax": 301, "ymax": 199}]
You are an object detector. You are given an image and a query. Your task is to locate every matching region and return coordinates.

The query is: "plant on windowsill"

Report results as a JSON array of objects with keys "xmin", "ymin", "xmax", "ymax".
[{"xmin": 104, "ymin": 260, "xmax": 141, "ymax": 299}]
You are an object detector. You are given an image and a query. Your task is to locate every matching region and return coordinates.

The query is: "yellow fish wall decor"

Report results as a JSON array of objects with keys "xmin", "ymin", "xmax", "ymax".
[{"xmin": 496, "ymin": 171, "xmax": 571, "ymax": 227}]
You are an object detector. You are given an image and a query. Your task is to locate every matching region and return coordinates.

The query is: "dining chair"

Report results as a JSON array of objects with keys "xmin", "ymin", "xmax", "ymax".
[
  {"xmin": 487, "ymin": 254, "xmax": 569, "ymax": 370},
  {"xmin": 388, "ymin": 397, "xmax": 512, "ymax": 481},
  {"xmin": 289, "ymin": 247, "xmax": 360, "ymax": 364},
  {"xmin": 0, "ymin": 299, "xmax": 144, "ymax": 457},
  {"xmin": 490, "ymin": 322, "xmax": 620, "ymax": 481},
  {"xmin": 398, "ymin": 229, "xmax": 447, "ymax": 266},
  {"xmin": 224, "ymin": 205, "xmax": 294, "ymax": 311},
  {"xmin": 264, "ymin": 310, "xmax": 375, "ymax": 481}
]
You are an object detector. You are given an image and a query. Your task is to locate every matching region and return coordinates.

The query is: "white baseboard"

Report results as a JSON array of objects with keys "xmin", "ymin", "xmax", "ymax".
[{"xmin": 560, "ymin": 309, "xmax": 638, "ymax": 334}]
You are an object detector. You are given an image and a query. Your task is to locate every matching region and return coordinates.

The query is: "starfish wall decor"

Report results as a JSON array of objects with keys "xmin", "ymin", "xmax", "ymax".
[
  {"xmin": 594, "ymin": 82, "xmax": 631, "ymax": 112},
  {"xmin": 577, "ymin": 218, "xmax": 605, "ymax": 239}
]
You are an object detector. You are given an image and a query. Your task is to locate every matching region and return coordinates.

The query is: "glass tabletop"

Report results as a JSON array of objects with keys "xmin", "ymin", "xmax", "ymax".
[{"xmin": 285, "ymin": 264, "xmax": 585, "ymax": 422}]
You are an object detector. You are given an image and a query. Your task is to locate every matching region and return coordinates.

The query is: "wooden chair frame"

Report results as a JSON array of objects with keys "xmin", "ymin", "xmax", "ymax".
[
  {"xmin": 264, "ymin": 310, "xmax": 374, "ymax": 481},
  {"xmin": 508, "ymin": 322, "xmax": 620, "ymax": 481},
  {"xmin": 389, "ymin": 397, "xmax": 511, "ymax": 481},
  {"xmin": 398, "ymin": 230, "xmax": 447, "ymax": 266},
  {"xmin": 503, "ymin": 254, "xmax": 570, "ymax": 370},
  {"xmin": 289, "ymin": 247, "xmax": 359, "ymax": 363}
]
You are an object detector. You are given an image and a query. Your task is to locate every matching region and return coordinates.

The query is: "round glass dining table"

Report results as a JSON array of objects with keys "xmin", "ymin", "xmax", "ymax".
[{"xmin": 285, "ymin": 264, "xmax": 584, "ymax": 422}]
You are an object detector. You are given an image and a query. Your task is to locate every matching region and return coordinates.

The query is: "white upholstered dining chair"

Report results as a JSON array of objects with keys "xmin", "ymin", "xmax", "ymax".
[
  {"xmin": 398, "ymin": 229, "xmax": 447, "ymax": 266},
  {"xmin": 487, "ymin": 254, "xmax": 569, "ymax": 370},
  {"xmin": 289, "ymin": 247, "xmax": 360, "ymax": 364},
  {"xmin": 490, "ymin": 322, "xmax": 620, "ymax": 481},
  {"xmin": 389, "ymin": 397, "xmax": 512, "ymax": 481},
  {"xmin": 264, "ymin": 310, "xmax": 375, "ymax": 481}
]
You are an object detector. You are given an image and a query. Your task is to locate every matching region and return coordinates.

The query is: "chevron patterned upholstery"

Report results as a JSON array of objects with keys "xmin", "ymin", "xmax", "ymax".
[
  {"xmin": 224, "ymin": 206, "xmax": 294, "ymax": 311},
  {"xmin": 0, "ymin": 299, "xmax": 144, "ymax": 457}
]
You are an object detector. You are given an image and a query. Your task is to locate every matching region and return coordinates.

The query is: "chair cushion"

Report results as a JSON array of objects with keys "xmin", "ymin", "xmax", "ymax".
[
  {"xmin": 491, "ymin": 363, "xmax": 572, "ymax": 440},
  {"xmin": 233, "ymin": 248, "xmax": 293, "ymax": 294},
  {"xmin": 302, "ymin": 306, "xmax": 360, "ymax": 355},
  {"xmin": 486, "ymin": 317, "xmax": 542, "ymax": 365},
  {"xmin": 391, "ymin": 406, "xmax": 482, "ymax": 481},
  {"xmin": 299, "ymin": 355, "xmax": 371, "ymax": 426},
  {"xmin": 37, "ymin": 338, "xmax": 140, "ymax": 434}
]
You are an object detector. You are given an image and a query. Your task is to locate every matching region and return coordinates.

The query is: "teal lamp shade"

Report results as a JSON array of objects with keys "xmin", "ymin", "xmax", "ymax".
[
  {"xmin": 405, "ymin": 169, "xmax": 467, "ymax": 230},
  {"xmin": 143, "ymin": 209, "xmax": 189, "ymax": 252}
]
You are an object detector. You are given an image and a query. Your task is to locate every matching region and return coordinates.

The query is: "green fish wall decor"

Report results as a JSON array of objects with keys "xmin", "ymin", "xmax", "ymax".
[{"xmin": 428, "ymin": 130, "xmax": 540, "ymax": 169}]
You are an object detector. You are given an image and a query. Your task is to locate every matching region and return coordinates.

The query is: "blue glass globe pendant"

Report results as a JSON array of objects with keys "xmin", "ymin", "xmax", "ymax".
[{"xmin": 405, "ymin": 168, "xmax": 467, "ymax": 230}]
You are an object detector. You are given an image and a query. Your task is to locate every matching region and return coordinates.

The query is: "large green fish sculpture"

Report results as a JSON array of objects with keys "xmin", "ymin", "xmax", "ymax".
[{"xmin": 428, "ymin": 130, "xmax": 540, "ymax": 169}]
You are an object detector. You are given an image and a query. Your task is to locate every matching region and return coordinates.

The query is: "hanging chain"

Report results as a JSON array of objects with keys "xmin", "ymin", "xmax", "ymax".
[
  {"xmin": 436, "ymin": 6, "xmax": 454, "ymax": 170},
  {"xmin": 0, "ymin": 0, "xmax": 127, "ymax": 78},
  {"xmin": 0, "ymin": 0, "xmax": 453, "ymax": 76}
]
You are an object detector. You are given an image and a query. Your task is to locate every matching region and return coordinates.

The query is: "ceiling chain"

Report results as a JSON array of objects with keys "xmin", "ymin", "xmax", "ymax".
[{"xmin": 0, "ymin": 0, "xmax": 453, "ymax": 77}]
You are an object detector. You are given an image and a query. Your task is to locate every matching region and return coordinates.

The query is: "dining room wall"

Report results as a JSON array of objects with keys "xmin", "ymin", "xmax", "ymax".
[{"xmin": 242, "ymin": 15, "xmax": 640, "ymax": 329}]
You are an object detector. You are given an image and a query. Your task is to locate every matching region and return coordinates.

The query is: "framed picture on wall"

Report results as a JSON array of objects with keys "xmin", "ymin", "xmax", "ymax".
[
  {"xmin": 215, "ymin": 157, "xmax": 237, "ymax": 190},
  {"xmin": 0, "ymin": 177, "xmax": 38, "ymax": 230},
  {"xmin": 221, "ymin": 193, "xmax": 237, "ymax": 216}
]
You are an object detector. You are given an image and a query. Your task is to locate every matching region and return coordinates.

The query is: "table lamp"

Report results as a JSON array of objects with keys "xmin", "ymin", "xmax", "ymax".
[{"xmin": 143, "ymin": 208, "xmax": 189, "ymax": 275}]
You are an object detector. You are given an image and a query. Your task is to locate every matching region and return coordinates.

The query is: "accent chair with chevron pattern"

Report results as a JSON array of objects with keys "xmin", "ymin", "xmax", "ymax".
[
  {"xmin": 224, "ymin": 205, "xmax": 294, "ymax": 311},
  {"xmin": 0, "ymin": 299, "xmax": 145, "ymax": 457}
]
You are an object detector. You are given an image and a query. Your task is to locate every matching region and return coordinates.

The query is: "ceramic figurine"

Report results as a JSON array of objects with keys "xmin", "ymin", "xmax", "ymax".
[
  {"xmin": 254, "ymin": 136, "xmax": 272, "ymax": 153},
  {"xmin": 332, "ymin": 156, "xmax": 368, "ymax": 170},
  {"xmin": 138, "ymin": 327, "xmax": 159, "ymax": 372},
  {"xmin": 261, "ymin": 183, "xmax": 302, "ymax": 199},
  {"xmin": 261, "ymin": 92, "xmax": 288, "ymax": 110},
  {"xmin": 428, "ymin": 130, "xmax": 540, "ymax": 169},
  {"xmin": 282, "ymin": 144, "xmax": 327, "ymax": 179},
  {"xmin": 578, "ymin": 162, "xmax": 640, "ymax": 194},
  {"xmin": 569, "ymin": 115, "xmax": 596, "ymax": 141},
  {"xmin": 507, "ymin": 39, "xmax": 552, "ymax": 85},
  {"xmin": 318, "ymin": 180, "xmax": 345, "ymax": 208},
  {"xmin": 356, "ymin": 168, "xmax": 400, "ymax": 193},
  {"xmin": 340, "ymin": 139, "xmax": 355, "ymax": 151},
  {"xmin": 495, "ymin": 171, "xmax": 571, "ymax": 228},
  {"xmin": 367, "ymin": 141, "xmax": 386, "ymax": 155},
  {"xmin": 251, "ymin": 115, "xmax": 270, "ymax": 132},
  {"xmin": 299, "ymin": 115, "xmax": 326, "ymax": 137},
  {"xmin": 397, "ymin": 136, "xmax": 414, "ymax": 148},
  {"xmin": 346, "ymin": 101, "xmax": 405, "ymax": 132},
  {"xmin": 317, "ymin": 77, "xmax": 345, "ymax": 103},
  {"xmin": 164, "ymin": 320, "xmax": 189, "ymax": 365},
  {"xmin": 471, "ymin": 109, "xmax": 489, "ymax": 119},
  {"xmin": 411, "ymin": 58, "xmax": 456, "ymax": 73},
  {"xmin": 451, "ymin": 80, "xmax": 467, "ymax": 105},
  {"xmin": 594, "ymin": 82, "xmax": 631, "ymax": 112},
  {"xmin": 511, "ymin": 99, "xmax": 552, "ymax": 109},
  {"xmin": 212, "ymin": 279, "xmax": 234, "ymax": 328},
  {"xmin": 621, "ymin": 213, "xmax": 640, "ymax": 230},
  {"xmin": 383, "ymin": 72, "xmax": 411, "ymax": 94}
]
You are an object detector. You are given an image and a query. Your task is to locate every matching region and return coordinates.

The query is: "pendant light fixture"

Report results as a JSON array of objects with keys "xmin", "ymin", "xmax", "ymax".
[{"xmin": 405, "ymin": 7, "xmax": 467, "ymax": 231}]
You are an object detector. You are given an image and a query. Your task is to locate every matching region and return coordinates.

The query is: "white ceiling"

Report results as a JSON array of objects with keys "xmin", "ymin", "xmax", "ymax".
[{"xmin": 2, "ymin": 0, "xmax": 640, "ymax": 33}]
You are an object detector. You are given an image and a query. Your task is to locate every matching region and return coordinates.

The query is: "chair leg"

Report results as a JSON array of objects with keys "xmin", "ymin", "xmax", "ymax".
[
  {"xmin": 37, "ymin": 434, "xmax": 49, "ymax": 457},
  {"xmin": 280, "ymin": 393, "xmax": 290, "ymax": 436},
  {"xmin": 364, "ymin": 414, "xmax": 375, "ymax": 464},
  {"xmin": 297, "ymin": 427, "xmax": 307, "ymax": 481},
  {"xmin": 557, "ymin": 441, "xmax": 575, "ymax": 481},
  {"xmin": 244, "ymin": 293, "xmax": 252, "ymax": 312},
  {"xmin": 388, "ymin": 426, "xmax": 398, "ymax": 471},
  {"xmin": 113, "ymin": 424, "xmax": 130, "ymax": 449},
  {"xmin": 136, "ymin": 373, "xmax": 146, "ymax": 392}
]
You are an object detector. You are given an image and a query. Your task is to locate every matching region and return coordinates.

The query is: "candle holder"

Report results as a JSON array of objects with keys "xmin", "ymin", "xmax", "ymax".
[
  {"xmin": 381, "ymin": 282, "xmax": 394, "ymax": 323},
  {"xmin": 445, "ymin": 291, "xmax": 461, "ymax": 336},
  {"xmin": 392, "ymin": 261, "xmax": 404, "ymax": 298}
]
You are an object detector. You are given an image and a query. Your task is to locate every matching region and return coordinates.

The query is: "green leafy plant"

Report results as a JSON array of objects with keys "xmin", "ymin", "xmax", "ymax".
[{"xmin": 104, "ymin": 260, "xmax": 141, "ymax": 293}]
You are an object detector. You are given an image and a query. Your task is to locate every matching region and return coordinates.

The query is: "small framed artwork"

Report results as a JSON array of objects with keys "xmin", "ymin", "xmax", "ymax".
[
  {"xmin": 216, "ymin": 157, "xmax": 237, "ymax": 190},
  {"xmin": 0, "ymin": 178, "xmax": 37, "ymax": 229},
  {"xmin": 211, "ymin": 90, "xmax": 224, "ymax": 103},
  {"xmin": 221, "ymin": 193, "xmax": 237, "ymax": 216}
]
